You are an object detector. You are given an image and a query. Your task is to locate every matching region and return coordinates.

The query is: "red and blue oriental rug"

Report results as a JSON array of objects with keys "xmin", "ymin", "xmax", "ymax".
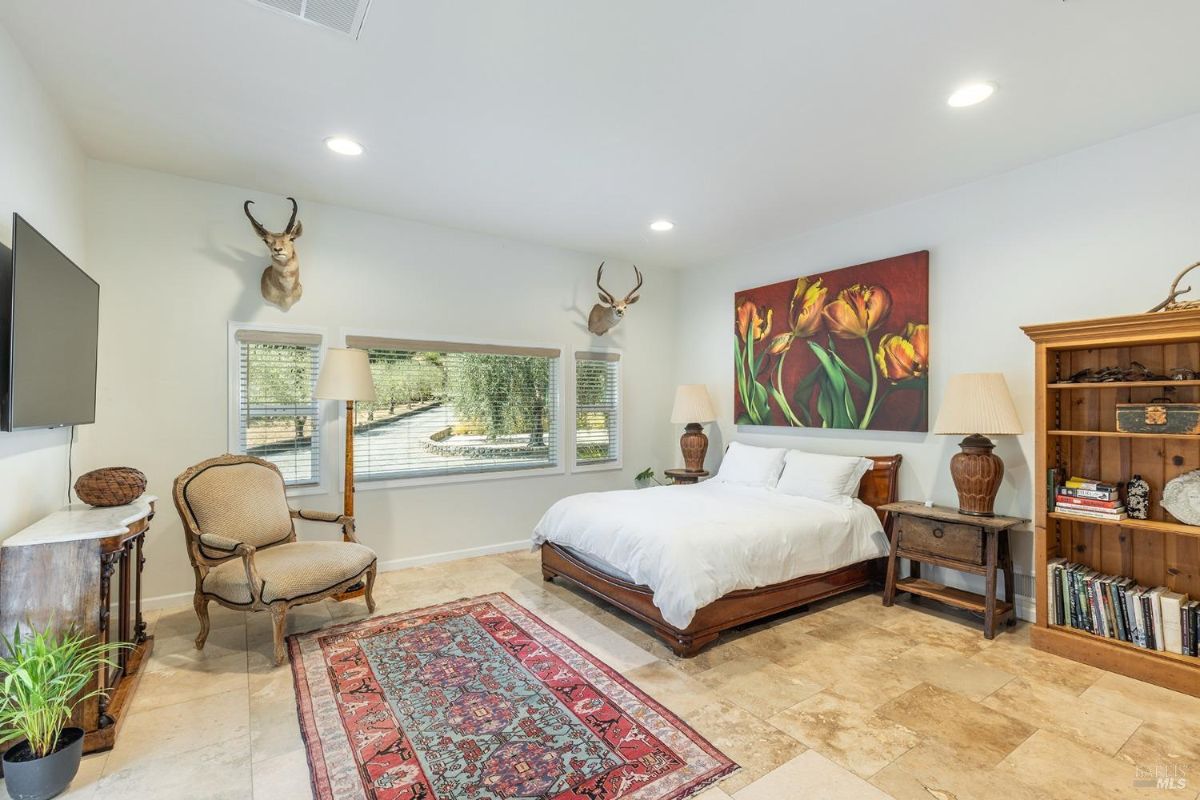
[{"xmin": 289, "ymin": 593, "xmax": 737, "ymax": 800}]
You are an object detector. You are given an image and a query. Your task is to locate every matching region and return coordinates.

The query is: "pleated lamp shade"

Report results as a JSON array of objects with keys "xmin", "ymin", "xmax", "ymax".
[
  {"xmin": 315, "ymin": 348, "xmax": 377, "ymax": 402},
  {"xmin": 671, "ymin": 385, "xmax": 717, "ymax": 424},
  {"xmin": 933, "ymin": 373, "xmax": 1022, "ymax": 436}
]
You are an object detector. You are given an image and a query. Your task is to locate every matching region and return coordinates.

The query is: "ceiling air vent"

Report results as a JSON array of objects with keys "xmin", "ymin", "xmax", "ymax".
[{"xmin": 250, "ymin": 0, "xmax": 372, "ymax": 39}]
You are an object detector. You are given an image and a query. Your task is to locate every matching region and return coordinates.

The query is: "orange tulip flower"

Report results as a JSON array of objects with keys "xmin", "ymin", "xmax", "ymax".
[
  {"xmin": 735, "ymin": 299, "xmax": 773, "ymax": 342},
  {"xmin": 823, "ymin": 284, "xmax": 892, "ymax": 339},
  {"xmin": 875, "ymin": 323, "xmax": 929, "ymax": 382},
  {"xmin": 789, "ymin": 277, "xmax": 828, "ymax": 338}
]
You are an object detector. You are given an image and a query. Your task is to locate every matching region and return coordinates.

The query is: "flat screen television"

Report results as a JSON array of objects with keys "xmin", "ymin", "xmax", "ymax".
[{"xmin": 0, "ymin": 213, "xmax": 99, "ymax": 431}]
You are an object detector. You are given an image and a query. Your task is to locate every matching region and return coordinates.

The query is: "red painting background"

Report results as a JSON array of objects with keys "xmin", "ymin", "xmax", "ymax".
[{"xmin": 733, "ymin": 251, "xmax": 929, "ymax": 432}]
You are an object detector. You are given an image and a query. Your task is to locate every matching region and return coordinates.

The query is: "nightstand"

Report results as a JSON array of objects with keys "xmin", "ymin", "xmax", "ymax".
[
  {"xmin": 879, "ymin": 501, "xmax": 1025, "ymax": 638},
  {"xmin": 664, "ymin": 469, "xmax": 709, "ymax": 485}
]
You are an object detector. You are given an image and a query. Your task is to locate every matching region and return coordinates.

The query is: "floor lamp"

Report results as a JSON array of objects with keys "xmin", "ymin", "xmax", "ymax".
[{"xmin": 315, "ymin": 348, "xmax": 377, "ymax": 597}]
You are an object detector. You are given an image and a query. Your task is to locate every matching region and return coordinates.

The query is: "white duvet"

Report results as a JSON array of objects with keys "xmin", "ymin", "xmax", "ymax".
[{"xmin": 531, "ymin": 481, "xmax": 888, "ymax": 629}]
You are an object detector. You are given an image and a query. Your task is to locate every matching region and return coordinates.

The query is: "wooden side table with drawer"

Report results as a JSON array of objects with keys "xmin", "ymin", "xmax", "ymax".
[{"xmin": 879, "ymin": 501, "xmax": 1026, "ymax": 638}]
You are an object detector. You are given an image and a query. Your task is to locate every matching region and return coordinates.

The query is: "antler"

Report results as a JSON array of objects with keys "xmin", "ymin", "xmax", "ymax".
[
  {"xmin": 1148, "ymin": 261, "xmax": 1200, "ymax": 312},
  {"xmin": 596, "ymin": 262, "xmax": 616, "ymax": 306},
  {"xmin": 284, "ymin": 197, "xmax": 299, "ymax": 234},
  {"xmin": 624, "ymin": 265, "xmax": 644, "ymax": 303},
  {"xmin": 243, "ymin": 200, "xmax": 268, "ymax": 237}
]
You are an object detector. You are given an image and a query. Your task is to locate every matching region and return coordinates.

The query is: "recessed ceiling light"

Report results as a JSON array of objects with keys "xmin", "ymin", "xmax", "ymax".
[
  {"xmin": 650, "ymin": 220, "xmax": 675, "ymax": 232},
  {"xmin": 947, "ymin": 82, "xmax": 996, "ymax": 108},
  {"xmin": 324, "ymin": 136, "xmax": 364, "ymax": 156}
]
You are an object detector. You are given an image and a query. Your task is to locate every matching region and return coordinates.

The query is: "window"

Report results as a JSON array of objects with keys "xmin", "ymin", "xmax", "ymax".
[
  {"xmin": 344, "ymin": 335, "xmax": 562, "ymax": 483},
  {"xmin": 574, "ymin": 351, "xmax": 621, "ymax": 469},
  {"xmin": 230, "ymin": 326, "xmax": 322, "ymax": 487}
]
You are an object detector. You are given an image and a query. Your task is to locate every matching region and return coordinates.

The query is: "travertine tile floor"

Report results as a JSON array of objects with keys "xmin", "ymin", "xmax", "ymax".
[{"xmin": 12, "ymin": 549, "xmax": 1199, "ymax": 799}]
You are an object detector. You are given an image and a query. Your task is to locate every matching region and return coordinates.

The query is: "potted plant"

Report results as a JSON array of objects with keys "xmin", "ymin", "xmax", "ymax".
[
  {"xmin": 634, "ymin": 468, "xmax": 664, "ymax": 489},
  {"xmin": 0, "ymin": 625, "xmax": 122, "ymax": 800}
]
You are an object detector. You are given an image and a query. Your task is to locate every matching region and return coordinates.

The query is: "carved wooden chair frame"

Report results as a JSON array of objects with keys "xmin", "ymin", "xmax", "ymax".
[{"xmin": 172, "ymin": 453, "xmax": 376, "ymax": 664}]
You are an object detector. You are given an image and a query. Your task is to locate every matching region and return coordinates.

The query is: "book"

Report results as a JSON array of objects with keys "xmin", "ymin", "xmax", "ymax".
[
  {"xmin": 1054, "ymin": 494, "xmax": 1125, "ymax": 511},
  {"xmin": 1054, "ymin": 505, "xmax": 1128, "ymax": 521},
  {"xmin": 1049, "ymin": 558, "xmax": 1067, "ymax": 626},
  {"xmin": 1057, "ymin": 486, "xmax": 1121, "ymax": 501},
  {"xmin": 1128, "ymin": 586, "xmax": 1146, "ymax": 648},
  {"xmin": 1147, "ymin": 587, "xmax": 1167, "ymax": 651},
  {"xmin": 1183, "ymin": 600, "xmax": 1199, "ymax": 657},
  {"xmin": 1066, "ymin": 477, "xmax": 1118, "ymax": 492},
  {"xmin": 1141, "ymin": 592, "xmax": 1157, "ymax": 650},
  {"xmin": 1160, "ymin": 591, "xmax": 1187, "ymax": 655}
]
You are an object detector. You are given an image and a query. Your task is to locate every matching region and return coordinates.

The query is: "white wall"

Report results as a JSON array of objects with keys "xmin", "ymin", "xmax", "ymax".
[
  {"xmin": 0, "ymin": 24, "xmax": 87, "ymax": 541},
  {"xmin": 80, "ymin": 161, "xmax": 679, "ymax": 603},
  {"xmin": 674, "ymin": 112, "xmax": 1200, "ymax": 601}
]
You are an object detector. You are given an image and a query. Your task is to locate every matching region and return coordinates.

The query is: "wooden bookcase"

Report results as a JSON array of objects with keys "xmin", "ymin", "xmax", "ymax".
[{"xmin": 1022, "ymin": 309, "xmax": 1200, "ymax": 698}]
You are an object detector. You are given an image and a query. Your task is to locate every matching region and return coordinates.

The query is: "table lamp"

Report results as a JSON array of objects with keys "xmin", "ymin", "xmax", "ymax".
[
  {"xmin": 933, "ymin": 372, "xmax": 1023, "ymax": 516},
  {"xmin": 315, "ymin": 348, "xmax": 377, "ymax": 517},
  {"xmin": 671, "ymin": 384, "xmax": 717, "ymax": 472}
]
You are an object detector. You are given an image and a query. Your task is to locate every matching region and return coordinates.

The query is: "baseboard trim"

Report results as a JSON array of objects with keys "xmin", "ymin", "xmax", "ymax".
[{"xmin": 140, "ymin": 539, "xmax": 533, "ymax": 612}]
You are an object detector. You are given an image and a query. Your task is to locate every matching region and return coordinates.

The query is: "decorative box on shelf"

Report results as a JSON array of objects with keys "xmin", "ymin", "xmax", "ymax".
[{"xmin": 1116, "ymin": 401, "xmax": 1200, "ymax": 434}]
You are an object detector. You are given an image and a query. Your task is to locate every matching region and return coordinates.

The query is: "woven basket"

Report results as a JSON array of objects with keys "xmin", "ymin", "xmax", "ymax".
[{"xmin": 74, "ymin": 467, "xmax": 147, "ymax": 507}]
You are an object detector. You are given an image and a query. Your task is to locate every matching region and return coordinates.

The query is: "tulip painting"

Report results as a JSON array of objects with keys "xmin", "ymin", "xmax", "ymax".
[{"xmin": 733, "ymin": 251, "xmax": 929, "ymax": 431}]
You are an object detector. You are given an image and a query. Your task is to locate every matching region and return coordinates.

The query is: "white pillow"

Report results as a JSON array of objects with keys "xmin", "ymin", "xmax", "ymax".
[
  {"xmin": 775, "ymin": 450, "xmax": 873, "ymax": 506},
  {"xmin": 715, "ymin": 442, "xmax": 788, "ymax": 488}
]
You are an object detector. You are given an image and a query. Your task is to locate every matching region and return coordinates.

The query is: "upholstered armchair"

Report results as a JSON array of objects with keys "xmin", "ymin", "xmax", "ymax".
[{"xmin": 173, "ymin": 454, "xmax": 377, "ymax": 665}]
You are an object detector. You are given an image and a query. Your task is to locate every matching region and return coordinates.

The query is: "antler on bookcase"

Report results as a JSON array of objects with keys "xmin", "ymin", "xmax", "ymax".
[{"xmin": 1147, "ymin": 261, "xmax": 1200, "ymax": 313}]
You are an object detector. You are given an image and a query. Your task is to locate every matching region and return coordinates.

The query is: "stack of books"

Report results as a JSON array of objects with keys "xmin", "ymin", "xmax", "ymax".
[
  {"xmin": 1048, "ymin": 559, "xmax": 1200, "ymax": 657},
  {"xmin": 1054, "ymin": 476, "xmax": 1127, "ymax": 521}
]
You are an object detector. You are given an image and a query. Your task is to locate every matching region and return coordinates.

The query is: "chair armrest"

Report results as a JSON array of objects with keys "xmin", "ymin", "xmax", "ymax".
[
  {"xmin": 290, "ymin": 509, "xmax": 361, "ymax": 544},
  {"xmin": 199, "ymin": 532, "xmax": 246, "ymax": 554}
]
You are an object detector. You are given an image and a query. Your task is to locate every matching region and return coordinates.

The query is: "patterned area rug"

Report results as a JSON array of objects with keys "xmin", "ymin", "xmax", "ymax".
[{"xmin": 289, "ymin": 593, "xmax": 737, "ymax": 800}]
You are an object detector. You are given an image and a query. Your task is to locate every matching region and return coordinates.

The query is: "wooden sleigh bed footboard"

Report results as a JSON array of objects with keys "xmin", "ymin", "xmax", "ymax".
[{"xmin": 540, "ymin": 454, "xmax": 901, "ymax": 657}]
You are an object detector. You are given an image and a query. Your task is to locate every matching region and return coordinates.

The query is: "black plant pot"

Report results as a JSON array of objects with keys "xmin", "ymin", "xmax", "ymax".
[{"xmin": 2, "ymin": 728, "xmax": 84, "ymax": 800}]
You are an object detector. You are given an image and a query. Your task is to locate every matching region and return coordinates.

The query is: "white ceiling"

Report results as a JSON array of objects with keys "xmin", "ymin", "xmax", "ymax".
[{"xmin": 4, "ymin": 1, "xmax": 1200, "ymax": 268}]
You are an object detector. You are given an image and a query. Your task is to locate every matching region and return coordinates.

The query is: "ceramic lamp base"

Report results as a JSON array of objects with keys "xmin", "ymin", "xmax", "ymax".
[
  {"xmin": 949, "ymin": 434, "xmax": 1004, "ymax": 517},
  {"xmin": 679, "ymin": 423, "xmax": 709, "ymax": 472}
]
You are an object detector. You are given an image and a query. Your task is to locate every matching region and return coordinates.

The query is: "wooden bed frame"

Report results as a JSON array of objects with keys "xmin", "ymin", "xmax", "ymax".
[{"xmin": 541, "ymin": 454, "xmax": 902, "ymax": 657}]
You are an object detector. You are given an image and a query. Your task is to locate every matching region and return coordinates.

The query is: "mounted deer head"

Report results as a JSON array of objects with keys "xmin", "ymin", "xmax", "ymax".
[
  {"xmin": 244, "ymin": 197, "xmax": 304, "ymax": 311},
  {"xmin": 588, "ymin": 262, "xmax": 643, "ymax": 336}
]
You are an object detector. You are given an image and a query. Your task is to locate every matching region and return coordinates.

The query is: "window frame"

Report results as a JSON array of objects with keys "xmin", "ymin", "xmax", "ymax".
[
  {"xmin": 337, "ymin": 328, "xmax": 567, "ymax": 491},
  {"xmin": 227, "ymin": 321, "xmax": 328, "ymax": 497},
  {"xmin": 571, "ymin": 348, "xmax": 623, "ymax": 473}
]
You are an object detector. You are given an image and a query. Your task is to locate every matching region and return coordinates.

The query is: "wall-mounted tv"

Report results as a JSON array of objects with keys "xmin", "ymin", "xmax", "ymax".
[{"xmin": 0, "ymin": 213, "xmax": 99, "ymax": 431}]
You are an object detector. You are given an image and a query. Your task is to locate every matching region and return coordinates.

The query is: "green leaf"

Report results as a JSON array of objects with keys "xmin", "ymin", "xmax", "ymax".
[{"xmin": 808, "ymin": 342, "xmax": 859, "ymax": 428}]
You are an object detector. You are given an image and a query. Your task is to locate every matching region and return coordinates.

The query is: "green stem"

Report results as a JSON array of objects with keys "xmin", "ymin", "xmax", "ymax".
[
  {"xmin": 773, "ymin": 348, "xmax": 804, "ymax": 427},
  {"xmin": 859, "ymin": 335, "xmax": 878, "ymax": 430}
]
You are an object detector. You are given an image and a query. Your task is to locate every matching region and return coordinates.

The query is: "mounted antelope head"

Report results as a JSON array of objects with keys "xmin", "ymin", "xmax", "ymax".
[
  {"xmin": 244, "ymin": 197, "xmax": 304, "ymax": 311},
  {"xmin": 588, "ymin": 262, "xmax": 643, "ymax": 336}
]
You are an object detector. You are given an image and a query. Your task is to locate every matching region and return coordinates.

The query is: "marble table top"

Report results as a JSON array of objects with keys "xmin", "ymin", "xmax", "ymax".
[{"xmin": 2, "ymin": 494, "xmax": 158, "ymax": 548}]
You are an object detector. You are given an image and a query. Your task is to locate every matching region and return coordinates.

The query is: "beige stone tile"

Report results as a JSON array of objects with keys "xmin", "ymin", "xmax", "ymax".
[
  {"xmin": 820, "ymin": 652, "xmax": 924, "ymax": 710},
  {"xmin": 695, "ymin": 655, "xmax": 823, "ymax": 716},
  {"xmin": 1116, "ymin": 721, "xmax": 1200, "ymax": 777},
  {"xmin": 997, "ymin": 729, "xmax": 1177, "ymax": 800},
  {"xmin": 873, "ymin": 606, "xmax": 995, "ymax": 656},
  {"xmin": 681, "ymin": 700, "xmax": 806, "ymax": 793},
  {"xmin": 252, "ymin": 747, "xmax": 313, "ymax": 799},
  {"xmin": 892, "ymin": 644, "xmax": 1016, "ymax": 701},
  {"xmin": 249, "ymin": 666, "xmax": 304, "ymax": 764},
  {"xmin": 131, "ymin": 649, "xmax": 248, "ymax": 713},
  {"xmin": 103, "ymin": 689, "xmax": 250, "ymax": 774},
  {"xmin": 733, "ymin": 749, "xmax": 895, "ymax": 799},
  {"xmin": 870, "ymin": 740, "xmax": 1050, "ymax": 800},
  {"xmin": 970, "ymin": 630, "xmax": 1103, "ymax": 695},
  {"xmin": 522, "ymin": 607, "xmax": 657, "ymax": 672},
  {"xmin": 805, "ymin": 618, "xmax": 916, "ymax": 660},
  {"xmin": 1081, "ymin": 672, "xmax": 1200, "ymax": 732},
  {"xmin": 96, "ymin": 737, "xmax": 253, "ymax": 800},
  {"xmin": 152, "ymin": 622, "xmax": 248, "ymax": 660},
  {"xmin": 767, "ymin": 690, "xmax": 920, "ymax": 779},
  {"xmin": 877, "ymin": 683, "xmax": 1035, "ymax": 767},
  {"xmin": 691, "ymin": 787, "xmax": 735, "ymax": 800},
  {"xmin": 622, "ymin": 661, "xmax": 723, "ymax": 717},
  {"xmin": 982, "ymin": 676, "xmax": 1141, "ymax": 756},
  {"xmin": 154, "ymin": 602, "xmax": 246, "ymax": 638}
]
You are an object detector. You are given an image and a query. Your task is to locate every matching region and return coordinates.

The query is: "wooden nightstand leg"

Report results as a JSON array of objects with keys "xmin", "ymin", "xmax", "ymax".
[
  {"xmin": 883, "ymin": 522, "xmax": 900, "ymax": 607},
  {"xmin": 1001, "ymin": 530, "xmax": 1016, "ymax": 627},
  {"xmin": 984, "ymin": 530, "xmax": 999, "ymax": 639}
]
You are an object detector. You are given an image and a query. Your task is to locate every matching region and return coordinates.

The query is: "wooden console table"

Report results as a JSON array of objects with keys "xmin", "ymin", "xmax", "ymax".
[
  {"xmin": 879, "ymin": 501, "xmax": 1024, "ymax": 638},
  {"xmin": 0, "ymin": 496, "xmax": 156, "ymax": 753}
]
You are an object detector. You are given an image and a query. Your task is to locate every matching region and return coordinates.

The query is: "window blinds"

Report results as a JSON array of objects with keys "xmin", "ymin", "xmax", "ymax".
[
  {"xmin": 575, "ymin": 351, "xmax": 620, "ymax": 466},
  {"xmin": 344, "ymin": 336, "xmax": 561, "ymax": 481},
  {"xmin": 235, "ymin": 329, "xmax": 322, "ymax": 486}
]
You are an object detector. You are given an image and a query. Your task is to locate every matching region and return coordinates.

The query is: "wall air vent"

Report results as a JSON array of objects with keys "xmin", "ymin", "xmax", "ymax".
[{"xmin": 250, "ymin": 0, "xmax": 372, "ymax": 39}]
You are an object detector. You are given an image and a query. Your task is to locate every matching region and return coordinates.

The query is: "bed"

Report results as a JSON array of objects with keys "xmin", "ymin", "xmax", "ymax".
[{"xmin": 535, "ymin": 454, "xmax": 901, "ymax": 656}]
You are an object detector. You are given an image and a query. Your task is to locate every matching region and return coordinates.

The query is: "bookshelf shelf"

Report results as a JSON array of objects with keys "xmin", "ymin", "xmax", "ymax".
[
  {"xmin": 1046, "ymin": 512, "xmax": 1200, "ymax": 539},
  {"xmin": 1047, "ymin": 380, "xmax": 1200, "ymax": 389},
  {"xmin": 1023, "ymin": 308, "xmax": 1200, "ymax": 699},
  {"xmin": 1048, "ymin": 430, "xmax": 1200, "ymax": 440}
]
